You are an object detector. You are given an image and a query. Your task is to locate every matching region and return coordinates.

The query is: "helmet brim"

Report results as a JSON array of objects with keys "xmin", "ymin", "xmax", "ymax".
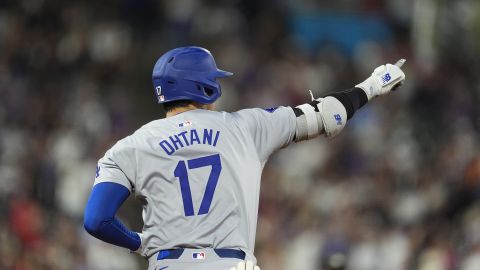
[{"xmin": 215, "ymin": 69, "xmax": 233, "ymax": 78}]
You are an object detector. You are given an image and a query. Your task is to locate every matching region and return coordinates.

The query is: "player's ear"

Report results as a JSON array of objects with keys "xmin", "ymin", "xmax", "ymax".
[{"xmin": 203, "ymin": 103, "xmax": 215, "ymax": 111}]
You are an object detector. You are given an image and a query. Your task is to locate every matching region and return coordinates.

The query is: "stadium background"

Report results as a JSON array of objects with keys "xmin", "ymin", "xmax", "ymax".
[{"xmin": 1, "ymin": 0, "xmax": 480, "ymax": 269}]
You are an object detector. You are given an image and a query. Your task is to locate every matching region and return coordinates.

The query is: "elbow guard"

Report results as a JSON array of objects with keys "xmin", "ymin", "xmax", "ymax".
[
  {"xmin": 293, "ymin": 96, "xmax": 347, "ymax": 141},
  {"xmin": 318, "ymin": 96, "xmax": 347, "ymax": 138}
]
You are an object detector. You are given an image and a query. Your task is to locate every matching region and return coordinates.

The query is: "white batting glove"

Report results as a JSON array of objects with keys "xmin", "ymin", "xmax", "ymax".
[
  {"xmin": 229, "ymin": 260, "xmax": 260, "ymax": 270},
  {"xmin": 355, "ymin": 59, "xmax": 406, "ymax": 100}
]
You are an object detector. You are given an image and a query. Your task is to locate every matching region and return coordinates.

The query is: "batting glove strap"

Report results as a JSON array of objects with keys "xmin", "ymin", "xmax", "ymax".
[{"xmin": 356, "ymin": 59, "xmax": 406, "ymax": 100}]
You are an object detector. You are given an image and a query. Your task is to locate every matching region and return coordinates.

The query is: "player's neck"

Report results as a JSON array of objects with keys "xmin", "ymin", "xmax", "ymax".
[{"xmin": 166, "ymin": 103, "xmax": 214, "ymax": 118}]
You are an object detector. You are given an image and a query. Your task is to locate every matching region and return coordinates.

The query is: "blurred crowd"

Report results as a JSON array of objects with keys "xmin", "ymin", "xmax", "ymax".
[{"xmin": 1, "ymin": 0, "xmax": 480, "ymax": 269}]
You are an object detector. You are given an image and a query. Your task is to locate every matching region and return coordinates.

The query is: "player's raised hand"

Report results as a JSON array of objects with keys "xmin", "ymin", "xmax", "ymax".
[
  {"xmin": 229, "ymin": 260, "xmax": 260, "ymax": 270},
  {"xmin": 356, "ymin": 59, "xmax": 406, "ymax": 100}
]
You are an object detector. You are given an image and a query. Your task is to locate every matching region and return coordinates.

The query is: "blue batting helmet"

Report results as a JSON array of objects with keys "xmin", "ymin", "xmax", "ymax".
[{"xmin": 152, "ymin": 46, "xmax": 233, "ymax": 104}]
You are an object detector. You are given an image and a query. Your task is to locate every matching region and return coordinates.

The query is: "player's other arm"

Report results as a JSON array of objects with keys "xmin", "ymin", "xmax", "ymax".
[
  {"xmin": 83, "ymin": 182, "xmax": 142, "ymax": 252},
  {"xmin": 292, "ymin": 59, "xmax": 406, "ymax": 141},
  {"xmin": 84, "ymin": 143, "xmax": 142, "ymax": 253}
]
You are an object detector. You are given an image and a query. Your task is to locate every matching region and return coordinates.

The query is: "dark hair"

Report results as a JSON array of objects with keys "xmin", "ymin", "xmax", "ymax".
[{"xmin": 163, "ymin": 100, "xmax": 196, "ymax": 112}]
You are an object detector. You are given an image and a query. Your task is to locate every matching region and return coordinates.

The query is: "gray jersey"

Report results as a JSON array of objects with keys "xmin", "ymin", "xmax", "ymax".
[{"xmin": 94, "ymin": 107, "xmax": 296, "ymax": 258}]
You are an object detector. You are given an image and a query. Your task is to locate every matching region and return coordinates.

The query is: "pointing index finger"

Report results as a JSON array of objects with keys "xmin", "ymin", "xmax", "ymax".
[{"xmin": 395, "ymin": 59, "xmax": 406, "ymax": 68}]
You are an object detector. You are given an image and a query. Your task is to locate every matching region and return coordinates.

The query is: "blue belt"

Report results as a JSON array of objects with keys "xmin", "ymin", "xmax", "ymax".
[{"xmin": 157, "ymin": 248, "xmax": 245, "ymax": 260}]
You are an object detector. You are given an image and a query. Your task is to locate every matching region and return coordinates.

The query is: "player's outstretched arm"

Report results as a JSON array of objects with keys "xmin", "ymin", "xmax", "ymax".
[
  {"xmin": 292, "ymin": 59, "xmax": 406, "ymax": 141},
  {"xmin": 84, "ymin": 182, "xmax": 142, "ymax": 253},
  {"xmin": 229, "ymin": 260, "xmax": 260, "ymax": 270}
]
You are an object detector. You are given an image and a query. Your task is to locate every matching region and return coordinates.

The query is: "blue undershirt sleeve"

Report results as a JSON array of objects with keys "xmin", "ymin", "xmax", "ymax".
[{"xmin": 83, "ymin": 182, "xmax": 141, "ymax": 251}]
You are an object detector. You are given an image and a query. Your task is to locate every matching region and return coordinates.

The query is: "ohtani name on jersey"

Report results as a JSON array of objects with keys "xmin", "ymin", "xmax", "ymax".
[{"xmin": 159, "ymin": 128, "xmax": 221, "ymax": 155}]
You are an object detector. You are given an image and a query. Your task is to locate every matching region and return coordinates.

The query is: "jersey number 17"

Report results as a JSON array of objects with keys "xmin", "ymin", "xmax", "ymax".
[{"xmin": 173, "ymin": 153, "xmax": 222, "ymax": 216}]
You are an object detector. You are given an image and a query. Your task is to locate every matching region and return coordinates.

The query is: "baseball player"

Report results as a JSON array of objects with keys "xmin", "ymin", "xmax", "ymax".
[{"xmin": 83, "ymin": 46, "xmax": 406, "ymax": 270}]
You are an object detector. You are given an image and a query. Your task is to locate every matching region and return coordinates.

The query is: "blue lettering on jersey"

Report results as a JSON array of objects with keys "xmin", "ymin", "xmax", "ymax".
[
  {"xmin": 203, "ymin": 129, "xmax": 213, "ymax": 145},
  {"xmin": 96, "ymin": 165, "xmax": 100, "ymax": 178},
  {"xmin": 160, "ymin": 140, "xmax": 175, "ymax": 155},
  {"xmin": 178, "ymin": 131, "xmax": 190, "ymax": 146},
  {"xmin": 212, "ymin": 130, "xmax": 220, "ymax": 146},
  {"xmin": 190, "ymin": 129, "xmax": 201, "ymax": 145},
  {"xmin": 263, "ymin": 107, "xmax": 278, "ymax": 113},
  {"xmin": 159, "ymin": 129, "xmax": 221, "ymax": 155},
  {"xmin": 169, "ymin": 135, "xmax": 184, "ymax": 150}
]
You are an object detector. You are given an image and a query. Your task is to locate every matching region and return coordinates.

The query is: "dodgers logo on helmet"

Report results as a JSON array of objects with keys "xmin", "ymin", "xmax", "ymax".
[
  {"xmin": 152, "ymin": 46, "xmax": 233, "ymax": 104},
  {"xmin": 156, "ymin": 86, "xmax": 165, "ymax": 102}
]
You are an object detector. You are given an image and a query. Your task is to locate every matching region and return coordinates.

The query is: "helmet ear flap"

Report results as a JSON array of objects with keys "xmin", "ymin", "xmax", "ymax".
[
  {"xmin": 196, "ymin": 84, "xmax": 216, "ymax": 97},
  {"xmin": 204, "ymin": 86, "xmax": 215, "ymax": 97}
]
